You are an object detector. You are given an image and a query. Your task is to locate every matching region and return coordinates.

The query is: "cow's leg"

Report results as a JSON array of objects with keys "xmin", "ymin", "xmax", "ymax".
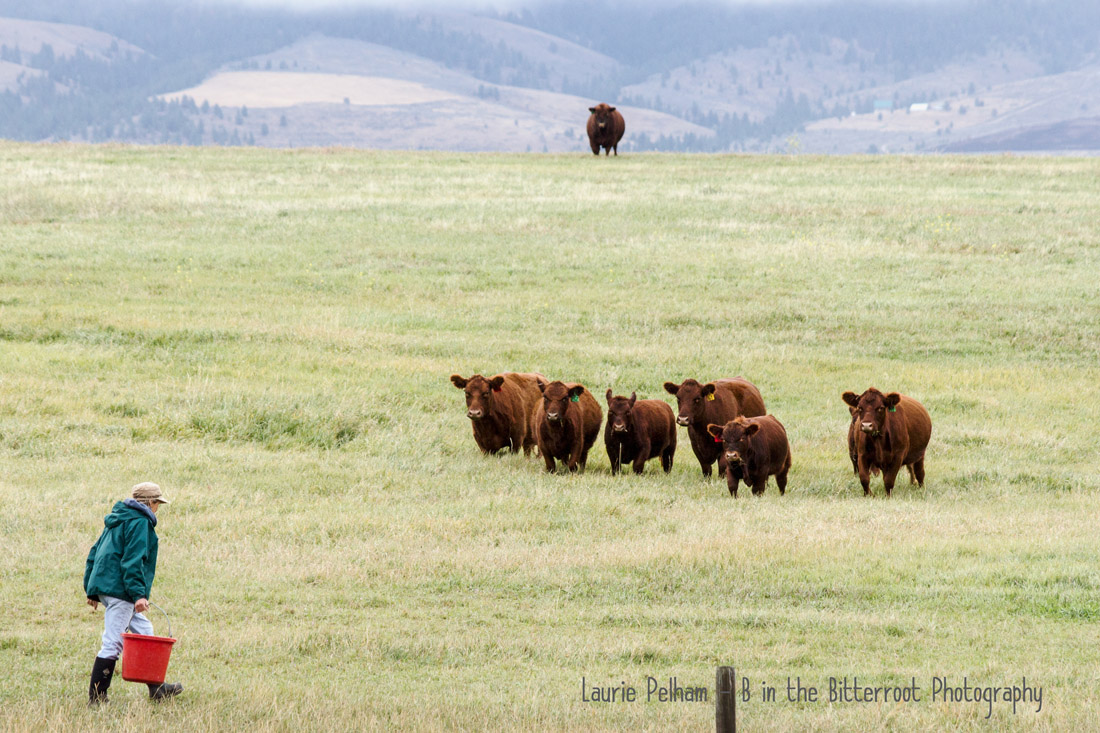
[
  {"xmin": 726, "ymin": 469, "xmax": 739, "ymax": 498},
  {"xmin": 912, "ymin": 458, "xmax": 925, "ymax": 486},
  {"xmin": 577, "ymin": 447, "xmax": 590, "ymax": 473},
  {"xmin": 882, "ymin": 467, "xmax": 900, "ymax": 497},
  {"xmin": 568, "ymin": 433, "xmax": 585, "ymax": 473},
  {"xmin": 661, "ymin": 444, "xmax": 674, "ymax": 473},
  {"xmin": 751, "ymin": 477, "xmax": 767, "ymax": 496},
  {"xmin": 700, "ymin": 460, "xmax": 712, "ymax": 478},
  {"xmin": 609, "ymin": 448, "xmax": 621, "ymax": 476},
  {"xmin": 633, "ymin": 439, "xmax": 650, "ymax": 475},
  {"xmin": 542, "ymin": 452, "xmax": 556, "ymax": 473},
  {"xmin": 857, "ymin": 465, "xmax": 872, "ymax": 496},
  {"xmin": 776, "ymin": 468, "xmax": 788, "ymax": 495}
]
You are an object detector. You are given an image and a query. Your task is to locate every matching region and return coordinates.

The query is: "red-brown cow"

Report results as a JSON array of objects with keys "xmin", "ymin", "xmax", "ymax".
[
  {"xmin": 604, "ymin": 390, "xmax": 677, "ymax": 475},
  {"xmin": 841, "ymin": 388, "xmax": 932, "ymax": 497},
  {"xmin": 450, "ymin": 372, "xmax": 544, "ymax": 455},
  {"xmin": 534, "ymin": 380, "xmax": 602, "ymax": 473},
  {"xmin": 707, "ymin": 415, "xmax": 791, "ymax": 497},
  {"xmin": 586, "ymin": 103, "xmax": 625, "ymax": 156},
  {"xmin": 663, "ymin": 377, "xmax": 766, "ymax": 477}
]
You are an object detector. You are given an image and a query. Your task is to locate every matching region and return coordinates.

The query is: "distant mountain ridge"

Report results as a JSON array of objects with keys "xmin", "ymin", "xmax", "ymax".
[{"xmin": 2, "ymin": 2, "xmax": 1099, "ymax": 153}]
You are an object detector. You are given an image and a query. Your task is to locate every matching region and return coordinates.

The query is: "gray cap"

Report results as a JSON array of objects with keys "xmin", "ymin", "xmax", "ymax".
[{"xmin": 131, "ymin": 482, "xmax": 170, "ymax": 504}]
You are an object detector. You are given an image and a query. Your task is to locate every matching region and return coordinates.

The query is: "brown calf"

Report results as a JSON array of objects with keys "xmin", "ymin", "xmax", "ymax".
[
  {"xmin": 663, "ymin": 377, "xmax": 766, "ymax": 477},
  {"xmin": 841, "ymin": 388, "xmax": 932, "ymax": 496},
  {"xmin": 707, "ymin": 415, "xmax": 791, "ymax": 497},
  {"xmin": 604, "ymin": 390, "xmax": 677, "ymax": 475},
  {"xmin": 534, "ymin": 380, "xmax": 603, "ymax": 473},
  {"xmin": 450, "ymin": 372, "xmax": 544, "ymax": 455}
]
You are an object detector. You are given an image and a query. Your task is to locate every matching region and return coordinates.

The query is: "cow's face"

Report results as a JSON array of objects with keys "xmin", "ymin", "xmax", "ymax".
[
  {"xmin": 588, "ymin": 104, "xmax": 617, "ymax": 132},
  {"xmin": 540, "ymin": 380, "xmax": 583, "ymax": 424},
  {"xmin": 842, "ymin": 388, "xmax": 900, "ymax": 436},
  {"xmin": 451, "ymin": 374, "xmax": 504, "ymax": 420},
  {"xmin": 605, "ymin": 390, "xmax": 637, "ymax": 434},
  {"xmin": 707, "ymin": 418, "xmax": 759, "ymax": 467},
  {"xmin": 663, "ymin": 379, "xmax": 715, "ymax": 426}
]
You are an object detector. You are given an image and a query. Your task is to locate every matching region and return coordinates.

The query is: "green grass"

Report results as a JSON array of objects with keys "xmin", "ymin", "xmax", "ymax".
[{"xmin": 1, "ymin": 143, "xmax": 1099, "ymax": 731}]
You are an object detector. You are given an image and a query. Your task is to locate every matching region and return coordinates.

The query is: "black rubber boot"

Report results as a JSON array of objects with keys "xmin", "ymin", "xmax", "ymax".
[
  {"xmin": 88, "ymin": 656, "xmax": 116, "ymax": 706},
  {"xmin": 148, "ymin": 682, "xmax": 183, "ymax": 701}
]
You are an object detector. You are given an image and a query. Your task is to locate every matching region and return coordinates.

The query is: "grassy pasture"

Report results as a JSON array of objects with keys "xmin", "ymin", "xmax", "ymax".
[{"xmin": 1, "ymin": 143, "xmax": 1099, "ymax": 731}]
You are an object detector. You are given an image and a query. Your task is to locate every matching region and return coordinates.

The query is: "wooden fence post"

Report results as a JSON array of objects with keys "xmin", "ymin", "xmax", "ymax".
[{"xmin": 716, "ymin": 666, "xmax": 736, "ymax": 733}]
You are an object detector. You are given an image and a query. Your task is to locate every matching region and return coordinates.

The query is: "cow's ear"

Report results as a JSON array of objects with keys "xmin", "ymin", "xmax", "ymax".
[
  {"xmin": 743, "ymin": 423, "xmax": 760, "ymax": 436},
  {"xmin": 450, "ymin": 375, "xmax": 467, "ymax": 389},
  {"xmin": 538, "ymin": 379, "xmax": 547, "ymax": 393},
  {"xmin": 885, "ymin": 393, "xmax": 901, "ymax": 408},
  {"xmin": 606, "ymin": 388, "xmax": 613, "ymax": 403},
  {"xmin": 629, "ymin": 392, "xmax": 636, "ymax": 407},
  {"xmin": 608, "ymin": 106, "xmax": 616, "ymax": 112},
  {"xmin": 588, "ymin": 107, "xmax": 597, "ymax": 114},
  {"xmin": 706, "ymin": 423, "xmax": 724, "ymax": 439},
  {"xmin": 842, "ymin": 391, "xmax": 860, "ymax": 407},
  {"xmin": 569, "ymin": 385, "xmax": 585, "ymax": 399},
  {"xmin": 489, "ymin": 376, "xmax": 505, "ymax": 391},
  {"xmin": 663, "ymin": 381, "xmax": 679, "ymax": 395},
  {"xmin": 702, "ymin": 383, "xmax": 717, "ymax": 397}
]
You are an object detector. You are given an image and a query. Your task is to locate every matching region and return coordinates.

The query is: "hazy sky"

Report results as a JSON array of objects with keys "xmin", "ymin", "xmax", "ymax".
[{"xmin": 210, "ymin": 0, "xmax": 926, "ymax": 9}]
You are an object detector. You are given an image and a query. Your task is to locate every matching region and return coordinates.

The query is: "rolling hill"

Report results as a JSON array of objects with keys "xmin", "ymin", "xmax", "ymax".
[
  {"xmin": 0, "ymin": 16, "xmax": 143, "ymax": 93},
  {"xmin": 159, "ymin": 34, "xmax": 709, "ymax": 152}
]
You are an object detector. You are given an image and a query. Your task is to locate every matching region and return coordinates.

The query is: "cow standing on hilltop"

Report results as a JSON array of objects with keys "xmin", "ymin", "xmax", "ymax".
[
  {"xmin": 604, "ymin": 390, "xmax": 677, "ymax": 475},
  {"xmin": 842, "ymin": 388, "xmax": 932, "ymax": 497},
  {"xmin": 450, "ymin": 372, "xmax": 545, "ymax": 456},
  {"xmin": 586, "ymin": 103, "xmax": 625, "ymax": 156},
  {"xmin": 663, "ymin": 378, "xmax": 767, "ymax": 478}
]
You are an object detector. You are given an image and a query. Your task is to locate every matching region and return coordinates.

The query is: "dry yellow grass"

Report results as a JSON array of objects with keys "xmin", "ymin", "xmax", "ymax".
[{"xmin": 162, "ymin": 71, "xmax": 461, "ymax": 108}]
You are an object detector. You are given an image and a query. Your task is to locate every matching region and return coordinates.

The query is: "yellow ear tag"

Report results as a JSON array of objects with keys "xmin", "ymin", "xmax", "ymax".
[{"xmin": 706, "ymin": 393, "xmax": 715, "ymax": 401}]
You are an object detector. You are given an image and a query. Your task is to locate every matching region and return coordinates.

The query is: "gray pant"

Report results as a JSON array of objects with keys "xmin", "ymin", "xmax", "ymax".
[{"xmin": 97, "ymin": 595, "xmax": 154, "ymax": 660}]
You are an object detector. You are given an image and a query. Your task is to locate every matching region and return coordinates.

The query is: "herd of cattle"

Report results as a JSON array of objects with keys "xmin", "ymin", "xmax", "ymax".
[{"xmin": 450, "ymin": 373, "xmax": 932, "ymax": 498}]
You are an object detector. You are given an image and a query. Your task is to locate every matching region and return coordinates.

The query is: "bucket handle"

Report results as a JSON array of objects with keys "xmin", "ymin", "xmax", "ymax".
[{"xmin": 147, "ymin": 600, "xmax": 171, "ymax": 638}]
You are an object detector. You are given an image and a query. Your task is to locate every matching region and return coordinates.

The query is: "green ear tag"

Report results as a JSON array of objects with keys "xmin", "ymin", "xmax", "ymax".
[
  {"xmin": 570, "ymin": 395, "xmax": 579, "ymax": 402},
  {"xmin": 888, "ymin": 406, "xmax": 896, "ymax": 412},
  {"xmin": 706, "ymin": 393, "xmax": 715, "ymax": 401}
]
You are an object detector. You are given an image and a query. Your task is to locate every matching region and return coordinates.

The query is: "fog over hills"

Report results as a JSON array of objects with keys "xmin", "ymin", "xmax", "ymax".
[{"xmin": 1, "ymin": 0, "xmax": 1098, "ymax": 153}]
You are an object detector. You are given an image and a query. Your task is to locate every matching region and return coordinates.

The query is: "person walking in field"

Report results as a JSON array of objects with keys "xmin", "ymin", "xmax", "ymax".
[{"xmin": 84, "ymin": 482, "xmax": 183, "ymax": 706}]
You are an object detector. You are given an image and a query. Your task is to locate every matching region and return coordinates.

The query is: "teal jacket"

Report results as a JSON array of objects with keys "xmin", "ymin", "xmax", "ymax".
[{"xmin": 84, "ymin": 500, "xmax": 159, "ymax": 603}]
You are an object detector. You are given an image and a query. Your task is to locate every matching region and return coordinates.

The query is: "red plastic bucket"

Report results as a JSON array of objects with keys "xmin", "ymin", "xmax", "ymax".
[{"xmin": 120, "ymin": 633, "xmax": 177, "ymax": 684}]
